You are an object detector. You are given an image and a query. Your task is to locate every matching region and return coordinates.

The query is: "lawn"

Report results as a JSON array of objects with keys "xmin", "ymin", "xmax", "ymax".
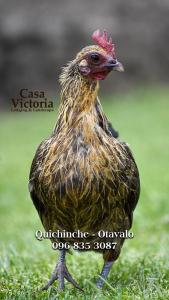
[{"xmin": 0, "ymin": 87, "xmax": 169, "ymax": 299}]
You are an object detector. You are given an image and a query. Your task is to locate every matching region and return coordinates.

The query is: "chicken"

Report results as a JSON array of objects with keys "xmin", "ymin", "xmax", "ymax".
[{"xmin": 29, "ymin": 29, "xmax": 140, "ymax": 291}]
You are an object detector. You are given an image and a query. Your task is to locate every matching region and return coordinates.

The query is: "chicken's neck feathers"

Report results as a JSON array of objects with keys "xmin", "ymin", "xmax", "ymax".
[{"xmin": 54, "ymin": 61, "xmax": 101, "ymax": 133}]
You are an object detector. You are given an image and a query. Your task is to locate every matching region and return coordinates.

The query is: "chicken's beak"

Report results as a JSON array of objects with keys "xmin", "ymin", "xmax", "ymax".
[
  {"xmin": 113, "ymin": 61, "xmax": 124, "ymax": 72},
  {"xmin": 105, "ymin": 60, "xmax": 124, "ymax": 72}
]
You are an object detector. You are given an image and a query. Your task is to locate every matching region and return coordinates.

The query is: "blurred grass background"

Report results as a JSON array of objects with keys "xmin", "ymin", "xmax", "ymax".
[{"xmin": 0, "ymin": 87, "xmax": 169, "ymax": 299}]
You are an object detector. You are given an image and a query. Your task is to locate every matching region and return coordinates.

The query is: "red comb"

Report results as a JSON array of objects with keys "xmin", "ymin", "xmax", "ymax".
[{"xmin": 92, "ymin": 29, "xmax": 116, "ymax": 58}]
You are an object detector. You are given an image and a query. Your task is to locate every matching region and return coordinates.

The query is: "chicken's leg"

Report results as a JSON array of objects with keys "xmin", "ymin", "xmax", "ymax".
[
  {"xmin": 96, "ymin": 261, "xmax": 114, "ymax": 289},
  {"xmin": 42, "ymin": 249, "xmax": 82, "ymax": 291}
]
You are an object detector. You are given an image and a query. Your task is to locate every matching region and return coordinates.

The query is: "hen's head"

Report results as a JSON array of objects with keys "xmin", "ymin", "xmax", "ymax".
[{"xmin": 75, "ymin": 29, "xmax": 124, "ymax": 81}]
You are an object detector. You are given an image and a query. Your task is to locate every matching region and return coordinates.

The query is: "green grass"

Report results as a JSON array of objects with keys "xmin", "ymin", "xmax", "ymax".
[{"xmin": 0, "ymin": 86, "xmax": 169, "ymax": 299}]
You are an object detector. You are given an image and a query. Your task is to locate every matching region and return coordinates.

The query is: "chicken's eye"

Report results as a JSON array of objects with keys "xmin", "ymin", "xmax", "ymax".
[{"xmin": 90, "ymin": 53, "xmax": 100, "ymax": 64}]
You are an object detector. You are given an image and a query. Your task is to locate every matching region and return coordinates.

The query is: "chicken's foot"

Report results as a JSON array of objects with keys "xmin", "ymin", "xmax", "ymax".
[
  {"xmin": 42, "ymin": 249, "xmax": 82, "ymax": 291},
  {"xmin": 96, "ymin": 261, "xmax": 114, "ymax": 289}
]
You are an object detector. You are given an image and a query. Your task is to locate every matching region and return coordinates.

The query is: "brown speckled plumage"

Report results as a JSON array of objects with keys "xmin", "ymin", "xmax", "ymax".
[{"xmin": 29, "ymin": 40, "xmax": 140, "ymax": 289}]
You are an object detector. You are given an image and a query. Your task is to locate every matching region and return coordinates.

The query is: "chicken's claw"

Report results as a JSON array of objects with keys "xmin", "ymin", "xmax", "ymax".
[{"xmin": 41, "ymin": 250, "xmax": 83, "ymax": 291}]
